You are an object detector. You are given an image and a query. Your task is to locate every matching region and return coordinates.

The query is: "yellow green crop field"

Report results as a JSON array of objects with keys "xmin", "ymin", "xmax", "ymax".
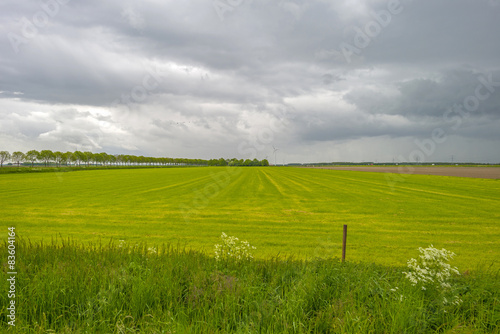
[{"xmin": 1, "ymin": 167, "xmax": 499, "ymax": 270}]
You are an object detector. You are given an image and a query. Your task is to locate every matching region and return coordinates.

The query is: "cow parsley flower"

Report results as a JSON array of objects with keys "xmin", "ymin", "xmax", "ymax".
[
  {"xmin": 403, "ymin": 245, "xmax": 461, "ymax": 305},
  {"xmin": 214, "ymin": 232, "xmax": 256, "ymax": 262}
]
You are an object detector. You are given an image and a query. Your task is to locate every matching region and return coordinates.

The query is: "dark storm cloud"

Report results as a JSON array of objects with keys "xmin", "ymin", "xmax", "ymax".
[
  {"xmin": 302, "ymin": 68, "xmax": 500, "ymax": 143},
  {"xmin": 344, "ymin": 69, "xmax": 500, "ymax": 118},
  {"xmin": 0, "ymin": 0, "xmax": 499, "ymax": 162},
  {"xmin": 0, "ymin": 0, "xmax": 340, "ymax": 105}
]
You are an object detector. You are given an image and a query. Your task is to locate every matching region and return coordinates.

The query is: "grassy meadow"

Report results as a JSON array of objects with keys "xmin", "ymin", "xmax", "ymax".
[
  {"xmin": 1, "ymin": 166, "xmax": 500, "ymax": 332},
  {"xmin": 0, "ymin": 167, "xmax": 499, "ymax": 269}
]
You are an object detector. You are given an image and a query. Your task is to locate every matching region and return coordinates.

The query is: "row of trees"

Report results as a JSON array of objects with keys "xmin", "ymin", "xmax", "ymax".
[{"xmin": 0, "ymin": 150, "xmax": 269, "ymax": 168}]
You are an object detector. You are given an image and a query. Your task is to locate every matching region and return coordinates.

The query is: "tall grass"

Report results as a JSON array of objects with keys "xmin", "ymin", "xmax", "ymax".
[{"xmin": 1, "ymin": 239, "xmax": 499, "ymax": 333}]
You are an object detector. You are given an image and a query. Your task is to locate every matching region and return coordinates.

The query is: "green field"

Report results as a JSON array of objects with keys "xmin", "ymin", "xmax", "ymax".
[{"xmin": 1, "ymin": 167, "xmax": 499, "ymax": 270}]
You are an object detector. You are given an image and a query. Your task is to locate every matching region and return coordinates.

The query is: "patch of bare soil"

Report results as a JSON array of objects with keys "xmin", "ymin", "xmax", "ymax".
[{"xmin": 306, "ymin": 167, "xmax": 500, "ymax": 179}]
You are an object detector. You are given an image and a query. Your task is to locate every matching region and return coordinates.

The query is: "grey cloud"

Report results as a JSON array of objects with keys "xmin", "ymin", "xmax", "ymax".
[
  {"xmin": 1, "ymin": 0, "xmax": 499, "ymax": 162},
  {"xmin": 344, "ymin": 69, "xmax": 500, "ymax": 119}
]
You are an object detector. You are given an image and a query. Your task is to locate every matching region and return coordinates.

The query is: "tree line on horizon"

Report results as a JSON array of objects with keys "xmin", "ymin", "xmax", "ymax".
[{"xmin": 0, "ymin": 150, "xmax": 269, "ymax": 168}]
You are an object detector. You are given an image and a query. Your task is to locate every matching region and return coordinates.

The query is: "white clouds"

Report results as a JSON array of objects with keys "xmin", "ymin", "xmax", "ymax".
[{"xmin": 0, "ymin": 98, "xmax": 137, "ymax": 152}]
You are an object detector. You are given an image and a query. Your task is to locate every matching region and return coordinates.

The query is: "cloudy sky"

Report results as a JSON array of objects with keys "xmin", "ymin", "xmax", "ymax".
[{"xmin": 1, "ymin": 0, "xmax": 499, "ymax": 163}]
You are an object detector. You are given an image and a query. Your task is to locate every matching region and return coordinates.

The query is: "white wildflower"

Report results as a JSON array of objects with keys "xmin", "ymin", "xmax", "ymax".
[
  {"xmin": 214, "ymin": 232, "xmax": 256, "ymax": 262},
  {"xmin": 403, "ymin": 245, "xmax": 462, "ymax": 306}
]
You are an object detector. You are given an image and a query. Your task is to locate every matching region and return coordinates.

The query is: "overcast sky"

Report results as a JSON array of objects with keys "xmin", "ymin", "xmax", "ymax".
[{"xmin": 1, "ymin": 0, "xmax": 499, "ymax": 163}]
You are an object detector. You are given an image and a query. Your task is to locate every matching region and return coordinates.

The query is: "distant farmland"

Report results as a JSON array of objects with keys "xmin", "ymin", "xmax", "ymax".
[
  {"xmin": 308, "ymin": 166, "xmax": 500, "ymax": 179},
  {"xmin": 1, "ymin": 167, "xmax": 498, "ymax": 269}
]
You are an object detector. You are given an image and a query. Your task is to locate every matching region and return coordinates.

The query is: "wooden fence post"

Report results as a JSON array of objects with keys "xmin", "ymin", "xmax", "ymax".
[{"xmin": 342, "ymin": 224, "xmax": 347, "ymax": 262}]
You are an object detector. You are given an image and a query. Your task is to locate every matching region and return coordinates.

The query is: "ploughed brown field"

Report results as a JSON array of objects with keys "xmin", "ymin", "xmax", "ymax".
[{"xmin": 306, "ymin": 166, "xmax": 500, "ymax": 179}]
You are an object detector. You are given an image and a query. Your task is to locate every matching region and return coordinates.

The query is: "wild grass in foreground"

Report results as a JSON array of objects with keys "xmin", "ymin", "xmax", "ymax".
[{"xmin": 1, "ymin": 239, "xmax": 499, "ymax": 333}]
